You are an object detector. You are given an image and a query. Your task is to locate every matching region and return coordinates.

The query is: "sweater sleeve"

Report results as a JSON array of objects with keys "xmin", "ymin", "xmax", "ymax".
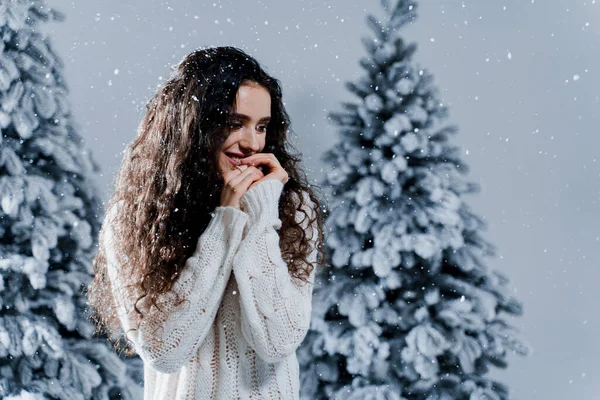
[
  {"xmin": 234, "ymin": 179, "xmax": 319, "ymax": 363},
  {"xmin": 103, "ymin": 203, "xmax": 249, "ymax": 374}
]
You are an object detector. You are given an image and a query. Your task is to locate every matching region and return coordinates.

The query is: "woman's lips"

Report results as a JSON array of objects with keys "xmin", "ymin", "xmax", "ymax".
[{"xmin": 225, "ymin": 154, "xmax": 241, "ymax": 166}]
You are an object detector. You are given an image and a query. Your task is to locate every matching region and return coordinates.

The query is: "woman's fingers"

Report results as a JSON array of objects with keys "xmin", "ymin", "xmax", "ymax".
[
  {"xmin": 239, "ymin": 153, "xmax": 288, "ymax": 184},
  {"xmin": 224, "ymin": 166, "xmax": 259, "ymax": 186},
  {"xmin": 220, "ymin": 165, "xmax": 264, "ymax": 208},
  {"xmin": 228, "ymin": 166, "xmax": 263, "ymax": 186},
  {"xmin": 223, "ymin": 165, "xmax": 248, "ymax": 187},
  {"xmin": 239, "ymin": 153, "xmax": 280, "ymax": 171}
]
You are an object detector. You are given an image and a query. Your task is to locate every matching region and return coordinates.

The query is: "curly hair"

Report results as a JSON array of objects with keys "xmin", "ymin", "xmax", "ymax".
[{"xmin": 87, "ymin": 46, "xmax": 326, "ymax": 355}]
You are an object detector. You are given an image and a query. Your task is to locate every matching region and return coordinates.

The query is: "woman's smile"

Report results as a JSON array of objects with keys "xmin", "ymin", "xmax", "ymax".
[{"xmin": 225, "ymin": 153, "xmax": 242, "ymax": 166}]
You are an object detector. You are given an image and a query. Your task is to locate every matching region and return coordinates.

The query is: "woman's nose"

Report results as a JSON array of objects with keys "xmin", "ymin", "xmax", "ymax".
[{"xmin": 239, "ymin": 128, "xmax": 260, "ymax": 151}]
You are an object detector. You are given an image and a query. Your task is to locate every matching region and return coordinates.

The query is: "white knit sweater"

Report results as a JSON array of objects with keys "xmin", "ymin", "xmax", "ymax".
[{"xmin": 102, "ymin": 179, "xmax": 318, "ymax": 400}]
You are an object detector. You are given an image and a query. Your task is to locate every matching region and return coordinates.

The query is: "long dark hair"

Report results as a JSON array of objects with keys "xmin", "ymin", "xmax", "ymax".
[{"xmin": 87, "ymin": 46, "xmax": 326, "ymax": 355}]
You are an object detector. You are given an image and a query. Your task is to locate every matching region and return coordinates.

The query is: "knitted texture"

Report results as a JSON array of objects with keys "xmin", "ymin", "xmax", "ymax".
[{"xmin": 102, "ymin": 179, "xmax": 318, "ymax": 399}]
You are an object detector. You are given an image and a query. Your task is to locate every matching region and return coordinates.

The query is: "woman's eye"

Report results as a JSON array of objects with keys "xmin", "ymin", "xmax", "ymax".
[
  {"xmin": 229, "ymin": 122, "xmax": 242, "ymax": 129},
  {"xmin": 257, "ymin": 125, "xmax": 268, "ymax": 132}
]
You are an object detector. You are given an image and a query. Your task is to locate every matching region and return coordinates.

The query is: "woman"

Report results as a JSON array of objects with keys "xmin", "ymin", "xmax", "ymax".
[{"xmin": 87, "ymin": 46, "xmax": 325, "ymax": 399}]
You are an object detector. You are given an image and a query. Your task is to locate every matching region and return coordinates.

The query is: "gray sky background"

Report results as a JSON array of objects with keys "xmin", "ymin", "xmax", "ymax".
[{"xmin": 42, "ymin": 1, "xmax": 600, "ymax": 399}]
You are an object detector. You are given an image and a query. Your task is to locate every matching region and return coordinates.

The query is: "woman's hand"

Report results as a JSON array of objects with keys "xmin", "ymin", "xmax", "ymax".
[
  {"xmin": 239, "ymin": 153, "xmax": 289, "ymax": 188},
  {"xmin": 220, "ymin": 165, "xmax": 265, "ymax": 210}
]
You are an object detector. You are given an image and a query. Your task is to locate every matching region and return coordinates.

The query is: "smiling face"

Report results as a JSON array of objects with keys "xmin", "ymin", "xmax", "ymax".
[{"xmin": 217, "ymin": 80, "xmax": 271, "ymax": 181}]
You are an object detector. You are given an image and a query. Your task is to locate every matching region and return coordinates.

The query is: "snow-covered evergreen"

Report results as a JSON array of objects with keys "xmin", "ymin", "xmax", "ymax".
[
  {"xmin": 0, "ymin": 1, "xmax": 142, "ymax": 398},
  {"xmin": 298, "ymin": 1, "xmax": 531, "ymax": 399}
]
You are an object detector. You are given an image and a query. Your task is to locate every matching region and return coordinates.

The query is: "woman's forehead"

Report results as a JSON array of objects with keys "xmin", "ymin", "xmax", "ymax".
[{"xmin": 232, "ymin": 84, "xmax": 271, "ymax": 116}]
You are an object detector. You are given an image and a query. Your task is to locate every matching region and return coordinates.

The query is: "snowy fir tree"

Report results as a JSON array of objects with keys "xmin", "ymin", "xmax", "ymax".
[
  {"xmin": 298, "ymin": 1, "xmax": 531, "ymax": 399},
  {"xmin": 0, "ymin": 1, "xmax": 142, "ymax": 398}
]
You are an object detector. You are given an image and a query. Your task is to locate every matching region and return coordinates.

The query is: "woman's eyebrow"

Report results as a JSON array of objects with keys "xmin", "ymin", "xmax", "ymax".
[{"xmin": 229, "ymin": 113, "xmax": 271, "ymax": 123}]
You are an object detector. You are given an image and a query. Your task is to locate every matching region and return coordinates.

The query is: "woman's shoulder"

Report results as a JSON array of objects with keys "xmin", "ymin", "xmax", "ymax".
[
  {"xmin": 299, "ymin": 190, "xmax": 317, "ymax": 212},
  {"xmin": 291, "ymin": 189, "xmax": 318, "ymax": 230},
  {"xmin": 102, "ymin": 200, "xmax": 126, "ymax": 239},
  {"xmin": 290, "ymin": 189, "xmax": 314, "ymax": 207},
  {"xmin": 106, "ymin": 199, "xmax": 125, "ymax": 219}
]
